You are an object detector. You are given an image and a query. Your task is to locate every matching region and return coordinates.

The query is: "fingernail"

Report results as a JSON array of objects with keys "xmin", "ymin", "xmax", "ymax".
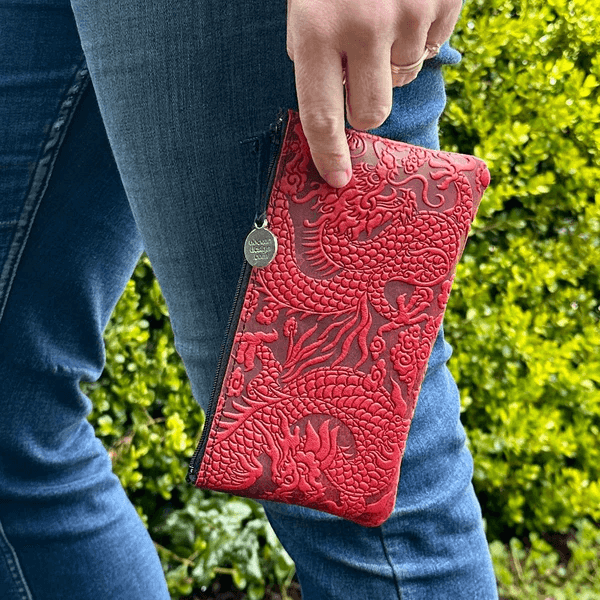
[{"xmin": 325, "ymin": 167, "xmax": 352, "ymax": 188}]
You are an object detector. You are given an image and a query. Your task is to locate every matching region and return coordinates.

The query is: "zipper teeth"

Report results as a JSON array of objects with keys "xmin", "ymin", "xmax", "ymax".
[{"xmin": 187, "ymin": 109, "xmax": 289, "ymax": 484}]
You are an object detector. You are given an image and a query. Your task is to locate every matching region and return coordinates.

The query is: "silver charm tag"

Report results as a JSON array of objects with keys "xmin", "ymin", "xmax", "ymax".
[{"xmin": 244, "ymin": 222, "xmax": 278, "ymax": 268}]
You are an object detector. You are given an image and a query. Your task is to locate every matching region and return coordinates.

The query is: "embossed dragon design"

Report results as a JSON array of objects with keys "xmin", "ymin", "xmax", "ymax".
[{"xmin": 195, "ymin": 112, "xmax": 489, "ymax": 526}]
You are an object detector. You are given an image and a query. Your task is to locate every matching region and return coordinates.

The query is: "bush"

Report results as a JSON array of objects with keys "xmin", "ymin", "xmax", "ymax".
[
  {"xmin": 154, "ymin": 494, "xmax": 295, "ymax": 599},
  {"xmin": 490, "ymin": 519, "xmax": 600, "ymax": 599},
  {"xmin": 441, "ymin": 0, "xmax": 600, "ymax": 540}
]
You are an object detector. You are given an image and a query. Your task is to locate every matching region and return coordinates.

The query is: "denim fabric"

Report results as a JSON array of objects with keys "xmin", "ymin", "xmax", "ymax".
[{"xmin": 0, "ymin": 0, "xmax": 498, "ymax": 598}]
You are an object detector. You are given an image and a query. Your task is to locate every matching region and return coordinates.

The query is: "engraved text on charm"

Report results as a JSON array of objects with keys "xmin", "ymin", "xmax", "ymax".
[{"xmin": 244, "ymin": 223, "xmax": 278, "ymax": 267}]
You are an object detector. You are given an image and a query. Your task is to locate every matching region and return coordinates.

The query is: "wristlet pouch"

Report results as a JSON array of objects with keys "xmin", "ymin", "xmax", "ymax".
[{"xmin": 187, "ymin": 108, "xmax": 490, "ymax": 527}]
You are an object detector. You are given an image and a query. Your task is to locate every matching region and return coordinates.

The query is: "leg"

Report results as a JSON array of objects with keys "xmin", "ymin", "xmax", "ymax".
[
  {"xmin": 0, "ymin": 2, "xmax": 168, "ymax": 597},
  {"xmin": 263, "ymin": 326, "xmax": 498, "ymax": 599},
  {"xmin": 69, "ymin": 0, "xmax": 498, "ymax": 597}
]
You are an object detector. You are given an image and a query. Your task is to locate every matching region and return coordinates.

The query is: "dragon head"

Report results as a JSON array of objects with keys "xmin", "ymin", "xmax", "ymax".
[{"xmin": 314, "ymin": 179, "xmax": 405, "ymax": 243}]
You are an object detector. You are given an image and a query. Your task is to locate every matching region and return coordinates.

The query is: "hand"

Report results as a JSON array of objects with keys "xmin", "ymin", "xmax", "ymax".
[{"xmin": 286, "ymin": 0, "xmax": 462, "ymax": 187}]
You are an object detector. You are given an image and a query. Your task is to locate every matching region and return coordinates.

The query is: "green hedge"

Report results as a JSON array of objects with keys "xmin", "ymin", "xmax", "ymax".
[
  {"xmin": 81, "ymin": 0, "xmax": 600, "ymax": 596},
  {"xmin": 489, "ymin": 519, "xmax": 600, "ymax": 598},
  {"xmin": 440, "ymin": 0, "xmax": 600, "ymax": 539}
]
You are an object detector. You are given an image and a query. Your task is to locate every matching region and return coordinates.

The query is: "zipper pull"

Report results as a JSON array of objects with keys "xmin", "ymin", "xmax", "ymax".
[
  {"xmin": 244, "ymin": 219, "xmax": 278, "ymax": 268},
  {"xmin": 269, "ymin": 108, "xmax": 286, "ymax": 141}
]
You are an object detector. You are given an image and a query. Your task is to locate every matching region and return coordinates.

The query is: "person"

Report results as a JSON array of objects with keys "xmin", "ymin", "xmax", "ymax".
[{"xmin": 0, "ymin": 0, "xmax": 499, "ymax": 597}]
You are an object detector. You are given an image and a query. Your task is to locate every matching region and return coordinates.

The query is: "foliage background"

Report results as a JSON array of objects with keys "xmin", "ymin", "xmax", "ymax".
[
  {"xmin": 441, "ymin": 0, "xmax": 600, "ymax": 541},
  {"xmin": 81, "ymin": 0, "xmax": 600, "ymax": 597}
]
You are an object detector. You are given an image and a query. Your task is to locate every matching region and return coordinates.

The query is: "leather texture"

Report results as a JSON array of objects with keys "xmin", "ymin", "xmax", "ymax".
[{"xmin": 192, "ymin": 109, "xmax": 490, "ymax": 527}]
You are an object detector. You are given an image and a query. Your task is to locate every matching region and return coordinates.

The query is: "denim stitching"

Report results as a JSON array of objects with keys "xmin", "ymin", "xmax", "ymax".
[
  {"xmin": 0, "ymin": 61, "xmax": 91, "ymax": 328},
  {"xmin": 0, "ymin": 518, "xmax": 33, "ymax": 600},
  {"xmin": 378, "ymin": 525, "xmax": 403, "ymax": 600}
]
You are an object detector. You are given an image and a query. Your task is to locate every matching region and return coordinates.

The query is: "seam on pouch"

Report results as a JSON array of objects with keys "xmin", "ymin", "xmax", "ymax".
[
  {"xmin": 378, "ymin": 526, "xmax": 404, "ymax": 600},
  {"xmin": 0, "ymin": 61, "xmax": 91, "ymax": 328},
  {"xmin": 0, "ymin": 519, "xmax": 33, "ymax": 600}
]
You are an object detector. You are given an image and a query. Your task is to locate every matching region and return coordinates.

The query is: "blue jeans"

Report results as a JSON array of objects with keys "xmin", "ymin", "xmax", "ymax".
[{"xmin": 0, "ymin": 0, "xmax": 498, "ymax": 598}]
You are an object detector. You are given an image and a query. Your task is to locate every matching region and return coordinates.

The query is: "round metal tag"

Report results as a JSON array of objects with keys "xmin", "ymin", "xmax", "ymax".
[{"xmin": 244, "ymin": 225, "xmax": 278, "ymax": 268}]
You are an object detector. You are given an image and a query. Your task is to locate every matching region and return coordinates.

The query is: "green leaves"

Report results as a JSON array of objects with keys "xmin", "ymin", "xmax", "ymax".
[
  {"xmin": 489, "ymin": 519, "xmax": 600, "ymax": 598},
  {"xmin": 442, "ymin": 0, "xmax": 600, "ymax": 540},
  {"xmin": 154, "ymin": 494, "xmax": 295, "ymax": 599}
]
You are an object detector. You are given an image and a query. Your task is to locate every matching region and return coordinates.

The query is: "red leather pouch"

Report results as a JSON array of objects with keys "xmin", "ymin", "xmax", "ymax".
[{"xmin": 187, "ymin": 108, "xmax": 490, "ymax": 527}]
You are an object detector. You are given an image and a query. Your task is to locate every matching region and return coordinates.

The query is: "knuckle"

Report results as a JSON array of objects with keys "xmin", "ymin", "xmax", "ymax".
[
  {"xmin": 344, "ymin": 3, "xmax": 395, "ymax": 39},
  {"xmin": 450, "ymin": 0, "xmax": 464, "ymax": 20},
  {"xmin": 399, "ymin": 6, "xmax": 424, "ymax": 31},
  {"xmin": 352, "ymin": 105, "xmax": 391, "ymax": 129},
  {"xmin": 434, "ymin": 0, "xmax": 462, "ymax": 24},
  {"xmin": 293, "ymin": 12, "xmax": 331, "ymax": 46},
  {"xmin": 301, "ymin": 26, "xmax": 328, "ymax": 47},
  {"xmin": 446, "ymin": 0, "xmax": 463, "ymax": 13},
  {"xmin": 301, "ymin": 112, "xmax": 343, "ymax": 140},
  {"xmin": 346, "ymin": 17, "xmax": 382, "ymax": 42}
]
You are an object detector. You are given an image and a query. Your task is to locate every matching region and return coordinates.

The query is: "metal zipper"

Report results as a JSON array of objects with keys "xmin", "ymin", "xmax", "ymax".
[{"xmin": 187, "ymin": 108, "xmax": 289, "ymax": 484}]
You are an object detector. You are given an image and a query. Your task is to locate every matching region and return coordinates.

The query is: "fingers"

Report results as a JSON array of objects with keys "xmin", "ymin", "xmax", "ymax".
[
  {"xmin": 426, "ymin": 0, "xmax": 463, "ymax": 50},
  {"xmin": 343, "ymin": 42, "xmax": 393, "ymax": 132},
  {"xmin": 293, "ymin": 40, "xmax": 353, "ymax": 188},
  {"xmin": 389, "ymin": 3, "xmax": 436, "ymax": 87},
  {"xmin": 287, "ymin": 0, "xmax": 463, "ymax": 189},
  {"xmin": 388, "ymin": 0, "xmax": 462, "ymax": 81}
]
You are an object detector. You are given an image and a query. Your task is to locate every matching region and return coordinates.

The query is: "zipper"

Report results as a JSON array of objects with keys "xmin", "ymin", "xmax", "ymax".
[{"xmin": 187, "ymin": 108, "xmax": 289, "ymax": 484}]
